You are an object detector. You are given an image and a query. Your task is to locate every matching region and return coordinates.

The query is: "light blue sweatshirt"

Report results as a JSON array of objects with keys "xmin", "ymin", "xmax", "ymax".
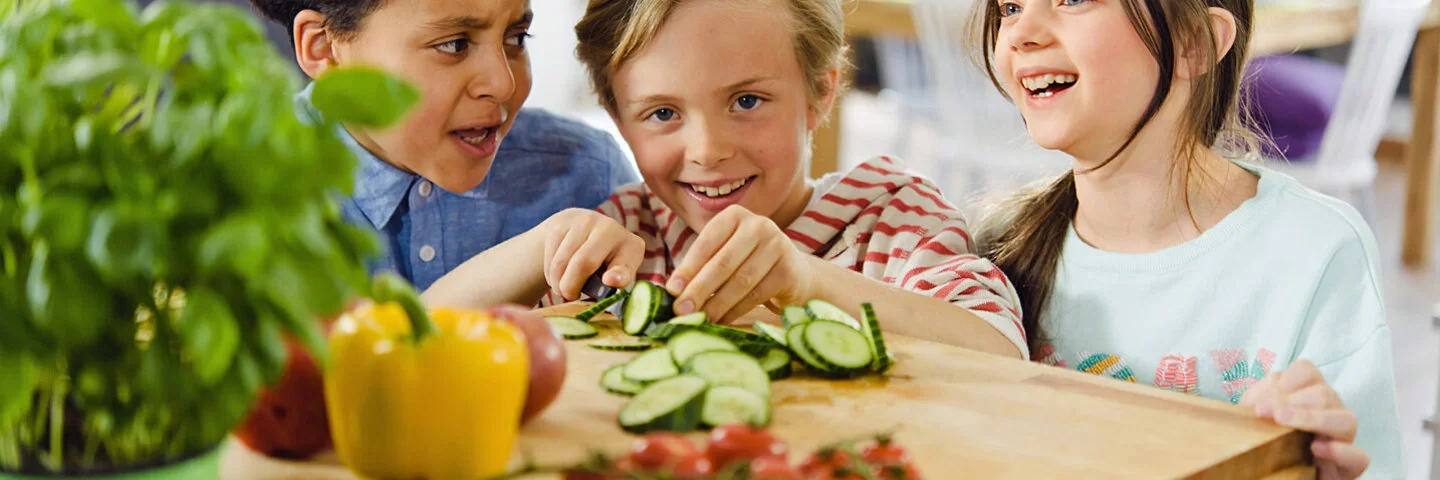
[{"xmin": 1039, "ymin": 163, "xmax": 1403, "ymax": 478}]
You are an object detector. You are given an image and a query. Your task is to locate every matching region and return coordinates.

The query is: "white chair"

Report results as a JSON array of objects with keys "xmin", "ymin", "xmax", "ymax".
[
  {"xmin": 907, "ymin": 0, "xmax": 1069, "ymax": 198},
  {"xmin": 1270, "ymin": 0, "xmax": 1431, "ymax": 223}
]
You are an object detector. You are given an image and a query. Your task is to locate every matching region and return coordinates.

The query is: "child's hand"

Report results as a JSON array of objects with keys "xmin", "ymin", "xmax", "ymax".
[
  {"xmin": 665, "ymin": 206, "xmax": 813, "ymax": 324},
  {"xmin": 1240, "ymin": 360, "xmax": 1367, "ymax": 480},
  {"xmin": 541, "ymin": 209, "xmax": 644, "ymax": 301}
]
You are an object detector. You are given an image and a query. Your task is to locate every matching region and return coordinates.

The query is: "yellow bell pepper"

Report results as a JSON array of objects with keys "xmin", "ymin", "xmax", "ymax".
[{"xmin": 325, "ymin": 274, "xmax": 530, "ymax": 479}]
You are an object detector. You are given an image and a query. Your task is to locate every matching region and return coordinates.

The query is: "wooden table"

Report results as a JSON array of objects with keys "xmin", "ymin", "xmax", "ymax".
[
  {"xmin": 821, "ymin": 1, "xmax": 1440, "ymax": 269},
  {"xmin": 222, "ymin": 303, "xmax": 1312, "ymax": 479}
]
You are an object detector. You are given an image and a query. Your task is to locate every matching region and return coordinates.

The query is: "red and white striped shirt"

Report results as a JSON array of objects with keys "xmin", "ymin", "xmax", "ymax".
[{"xmin": 548, "ymin": 156, "xmax": 1026, "ymax": 356}]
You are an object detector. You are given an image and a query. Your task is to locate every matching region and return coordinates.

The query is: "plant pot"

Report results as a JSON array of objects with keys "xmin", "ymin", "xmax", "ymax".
[{"xmin": 0, "ymin": 444, "xmax": 223, "ymax": 480}]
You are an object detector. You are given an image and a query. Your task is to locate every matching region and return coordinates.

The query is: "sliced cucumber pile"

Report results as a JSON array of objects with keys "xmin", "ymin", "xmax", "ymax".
[
  {"xmin": 618, "ymin": 375, "xmax": 708, "ymax": 433},
  {"xmin": 860, "ymin": 302, "xmax": 893, "ymax": 373},
  {"xmin": 668, "ymin": 312, "xmax": 708, "ymax": 326},
  {"xmin": 623, "ymin": 347, "xmax": 680, "ymax": 384},
  {"xmin": 601, "ymin": 363, "xmax": 644, "ymax": 395},
  {"xmin": 599, "ymin": 298, "xmax": 895, "ymax": 433},
  {"xmin": 805, "ymin": 299, "xmax": 863, "ymax": 330},
  {"xmin": 782, "ymin": 305, "xmax": 813, "ymax": 328},
  {"xmin": 588, "ymin": 339, "xmax": 659, "ymax": 352},
  {"xmin": 621, "ymin": 280, "xmax": 675, "ymax": 336},
  {"xmin": 546, "ymin": 316, "xmax": 598, "ymax": 340},
  {"xmin": 758, "ymin": 347, "xmax": 793, "ymax": 380},
  {"xmin": 669, "ymin": 331, "xmax": 739, "ymax": 367},
  {"xmin": 753, "ymin": 322, "xmax": 788, "ymax": 346},
  {"xmin": 700, "ymin": 385, "xmax": 769, "ymax": 428},
  {"xmin": 683, "ymin": 351, "xmax": 771, "ymax": 399},
  {"xmin": 575, "ymin": 288, "xmax": 629, "ymax": 322}
]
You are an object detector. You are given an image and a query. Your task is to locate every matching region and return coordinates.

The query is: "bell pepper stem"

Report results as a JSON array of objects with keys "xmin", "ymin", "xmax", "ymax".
[{"xmin": 372, "ymin": 273, "xmax": 436, "ymax": 343}]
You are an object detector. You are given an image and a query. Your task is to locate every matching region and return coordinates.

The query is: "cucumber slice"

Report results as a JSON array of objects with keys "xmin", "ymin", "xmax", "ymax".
[
  {"xmin": 601, "ymin": 363, "xmax": 644, "ymax": 395},
  {"xmin": 805, "ymin": 300, "xmax": 862, "ymax": 330},
  {"xmin": 782, "ymin": 305, "xmax": 813, "ymax": 328},
  {"xmin": 621, "ymin": 281, "xmax": 675, "ymax": 336},
  {"xmin": 860, "ymin": 303, "xmax": 893, "ymax": 373},
  {"xmin": 545, "ymin": 316, "xmax": 598, "ymax": 340},
  {"xmin": 700, "ymin": 386, "xmax": 770, "ymax": 428},
  {"xmin": 753, "ymin": 322, "xmax": 788, "ymax": 346},
  {"xmin": 785, "ymin": 323, "xmax": 830, "ymax": 375},
  {"xmin": 588, "ymin": 339, "xmax": 659, "ymax": 352},
  {"xmin": 669, "ymin": 331, "xmax": 738, "ymax": 367},
  {"xmin": 683, "ymin": 351, "xmax": 771, "ymax": 399},
  {"xmin": 758, "ymin": 347, "xmax": 793, "ymax": 380},
  {"xmin": 803, "ymin": 320, "xmax": 873, "ymax": 372},
  {"xmin": 669, "ymin": 312, "xmax": 708, "ymax": 326},
  {"xmin": 619, "ymin": 375, "xmax": 709, "ymax": 433},
  {"xmin": 623, "ymin": 347, "xmax": 680, "ymax": 384},
  {"xmin": 575, "ymin": 289, "xmax": 629, "ymax": 322}
]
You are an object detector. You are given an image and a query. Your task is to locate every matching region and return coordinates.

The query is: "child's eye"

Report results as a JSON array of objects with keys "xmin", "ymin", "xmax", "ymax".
[
  {"xmin": 505, "ymin": 32, "xmax": 532, "ymax": 48},
  {"xmin": 1059, "ymin": 0, "xmax": 1090, "ymax": 5},
  {"xmin": 647, "ymin": 108, "xmax": 677, "ymax": 122},
  {"xmin": 999, "ymin": 2, "xmax": 1022, "ymax": 17},
  {"xmin": 732, "ymin": 95, "xmax": 764, "ymax": 112},
  {"xmin": 435, "ymin": 38, "xmax": 471, "ymax": 55}
]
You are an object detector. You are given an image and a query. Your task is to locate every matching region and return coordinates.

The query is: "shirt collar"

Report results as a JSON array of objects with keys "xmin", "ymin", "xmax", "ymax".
[{"xmin": 296, "ymin": 82, "xmax": 415, "ymax": 229}]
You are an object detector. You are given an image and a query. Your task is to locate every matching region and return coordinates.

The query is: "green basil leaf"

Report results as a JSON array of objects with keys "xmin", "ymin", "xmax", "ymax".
[
  {"xmin": 310, "ymin": 67, "xmax": 419, "ymax": 127},
  {"xmin": 197, "ymin": 214, "xmax": 267, "ymax": 279},
  {"xmin": 26, "ymin": 242, "xmax": 108, "ymax": 348},
  {"xmin": 70, "ymin": 0, "xmax": 138, "ymax": 37},
  {"xmin": 252, "ymin": 313, "xmax": 288, "ymax": 386},
  {"xmin": 40, "ymin": 53, "xmax": 145, "ymax": 88},
  {"xmin": 21, "ymin": 194, "xmax": 89, "ymax": 251},
  {"xmin": 177, "ymin": 287, "xmax": 239, "ymax": 385}
]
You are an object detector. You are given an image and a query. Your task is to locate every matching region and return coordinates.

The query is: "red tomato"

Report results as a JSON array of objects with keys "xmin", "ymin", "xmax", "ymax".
[
  {"xmin": 232, "ymin": 339, "xmax": 331, "ymax": 459},
  {"xmin": 876, "ymin": 463, "xmax": 922, "ymax": 480},
  {"xmin": 671, "ymin": 453, "xmax": 715, "ymax": 480},
  {"xmin": 861, "ymin": 438, "xmax": 909, "ymax": 466},
  {"xmin": 810, "ymin": 469, "xmax": 865, "ymax": 480},
  {"xmin": 798, "ymin": 449, "xmax": 853, "ymax": 476},
  {"xmin": 749, "ymin": 455, "xmax": 801, "ymax": 479},
  {"xmin": 628, "ymin": 433, "xmax": 700, "ymax": 470},
  {"xmin": 705, "ymin": 424, "xmax": 788, "ymax": 468}
]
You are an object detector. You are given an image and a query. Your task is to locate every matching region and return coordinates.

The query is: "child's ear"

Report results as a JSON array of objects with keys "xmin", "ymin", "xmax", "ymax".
[
  {"xmin": 806, "ymin": 68, "xmax": 842, "ymax": 131},
  {"xmin": 1180, "ymin": 7, "xmax": 1238, "ymax": 80},
  {"xmin": 294, "ymin": 10, "xmax": 339, "ymax": 80}
]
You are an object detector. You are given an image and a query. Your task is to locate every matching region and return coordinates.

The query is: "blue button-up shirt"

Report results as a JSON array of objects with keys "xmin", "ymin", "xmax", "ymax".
[{"xmin": 297, "ymin": 87, "xmax": 639, "ymax": 291}]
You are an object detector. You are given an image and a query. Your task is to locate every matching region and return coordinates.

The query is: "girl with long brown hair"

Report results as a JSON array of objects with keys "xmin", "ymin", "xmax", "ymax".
[{"xmin": 974, "ymin": 0, "xmax": 1400, "ymax": 477}]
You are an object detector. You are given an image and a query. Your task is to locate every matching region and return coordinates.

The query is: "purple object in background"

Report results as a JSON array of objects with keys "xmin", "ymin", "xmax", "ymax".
[{"xmin": 1242, "ymin": 54, "xmax": 1347, "ymax": 161}]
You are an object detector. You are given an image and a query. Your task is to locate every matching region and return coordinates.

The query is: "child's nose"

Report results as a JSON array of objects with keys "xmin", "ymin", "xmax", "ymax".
[
  {"xmin": 465, "ymin": 46, "xmax": 517, "ymax": 102},
  {"xmin": 684, "ymin": 118, "xmax": 736, "ymax": 167}
]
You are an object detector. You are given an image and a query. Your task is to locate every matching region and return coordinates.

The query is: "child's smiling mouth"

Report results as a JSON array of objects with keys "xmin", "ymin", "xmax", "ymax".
[
  {"xmin": 1020, "ymin": 72, "xmax": 1079, "ymax": 98},
  {"xmin": 678, "ymin": 175, "xmax": 758, "ymax": 212}
]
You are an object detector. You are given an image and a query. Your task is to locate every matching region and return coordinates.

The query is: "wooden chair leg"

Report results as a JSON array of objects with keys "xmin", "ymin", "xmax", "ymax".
[{"xmin": 1403, "ymin": 28, "xmax": 1440, "ymax": 268}]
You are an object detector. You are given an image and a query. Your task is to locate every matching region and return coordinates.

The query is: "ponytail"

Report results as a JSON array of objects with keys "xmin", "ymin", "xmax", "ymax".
[{"xmin": 978, "ymin": 172, "xmax": 1077, "ymax": 357}]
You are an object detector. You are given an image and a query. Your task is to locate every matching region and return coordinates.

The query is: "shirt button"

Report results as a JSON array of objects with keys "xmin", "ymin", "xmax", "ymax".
[
  {"xmin": 419, "ymin": 245, "xmax": 437, "ymax": 263},
  {"xmin": 418, "ymin": 181, "xmax": 433, "ymax": 197}
]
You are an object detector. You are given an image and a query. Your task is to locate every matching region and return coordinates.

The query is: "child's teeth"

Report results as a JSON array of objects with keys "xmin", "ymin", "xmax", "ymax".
[{"xmin": 461, "ymin": 129, "xmax": 489, "ymax": 145}]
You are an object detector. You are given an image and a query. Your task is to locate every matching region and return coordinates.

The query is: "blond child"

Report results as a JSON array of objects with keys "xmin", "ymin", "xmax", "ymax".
[{"xmin": 424, "ymin": 0, "xmax": 1026, "ymax": 358}]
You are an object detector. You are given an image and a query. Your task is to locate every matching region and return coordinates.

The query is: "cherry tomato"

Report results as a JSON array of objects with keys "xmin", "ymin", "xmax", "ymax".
[
  {"xmin": 628, "ymin": 433, "xmax": 700, "ymax": 470},
  {"xmin": 705, "ymin": 424, "xmax": 789, "ymax": 468},
  {"xmin": 749, "ymin": 455, "xmax": 801, "ymax": 479},
  {"xmin": 798, "ymin": 449, "xmax": 853, "ymax": 476},
  {"xmin": 810, "ymin": 468, "xmax": 865, "ymax": 480},
  {"xmin": 861, "ymin": 437, "xmax": 909, "ymax": 466},
  {"xmin": 671, "ymin": 453, "xmax": 715, "ymax": 480},
  {"xmin": 876, "ymin": 462, "xmax": 922, "ymax": 480}
]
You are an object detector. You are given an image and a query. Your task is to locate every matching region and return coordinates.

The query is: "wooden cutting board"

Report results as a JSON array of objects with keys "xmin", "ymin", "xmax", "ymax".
[{"xmin": 221, "ymin": 303, "xmax": 1312, "ymax": 479}]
